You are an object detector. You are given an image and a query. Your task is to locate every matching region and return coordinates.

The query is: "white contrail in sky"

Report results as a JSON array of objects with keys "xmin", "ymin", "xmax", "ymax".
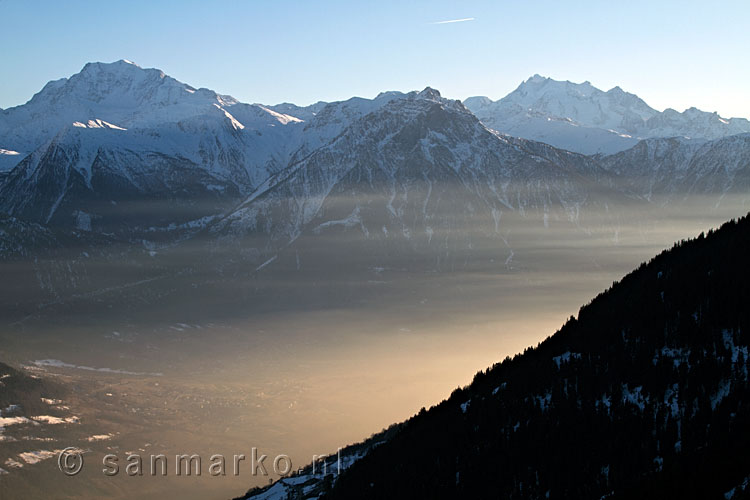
[{"xmin": 431, "ymin": 17, "xmax": 475, "ymax": 24}]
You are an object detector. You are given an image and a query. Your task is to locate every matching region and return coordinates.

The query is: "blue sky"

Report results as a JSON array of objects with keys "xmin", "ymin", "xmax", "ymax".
[{"xmin": 1, "ymin": 0, "xmax": 748, "ymax": 117}]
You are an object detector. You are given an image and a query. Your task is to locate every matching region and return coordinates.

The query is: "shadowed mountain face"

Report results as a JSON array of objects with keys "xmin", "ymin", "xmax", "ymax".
[
  {"xmin": 600, "ymin": 134, "xmax": 750, "ymax": 207},
  {"xmin": 0, "ymin": 214, "xmax": 161, "ymax": 319},
  {"xmin": 242, "ymin": 214, "xmax": 750, "ymax": 500}
]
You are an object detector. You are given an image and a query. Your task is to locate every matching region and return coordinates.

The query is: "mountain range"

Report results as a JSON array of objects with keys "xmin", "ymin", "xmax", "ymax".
[
  {"xmin": 1, "ymin": 62, "xmax": 747, "ymax": 237},
  {"xmin": 0, "ymin": 61, "xmax": 748, "ymax": 319}
]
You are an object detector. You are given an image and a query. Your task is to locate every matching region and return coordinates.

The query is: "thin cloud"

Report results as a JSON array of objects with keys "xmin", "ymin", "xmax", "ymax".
[{"xmin": 431, "ymin": 17, "xmax": 475, "ymax": 25}]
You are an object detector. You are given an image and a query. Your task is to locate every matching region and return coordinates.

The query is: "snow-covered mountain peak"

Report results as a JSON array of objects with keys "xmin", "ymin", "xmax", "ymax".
[
  {"xmin": 417, "ymin": 86, "xmax": 442, "ymax": 100},
  {"xmin": 369, "ymin": 87, "xmax": 470, "ymax": 123},
  {"xmin": 62, "ymin": 60, "xmax": 181, "ymax": 103},
  {"xmin": 0, "ymin": 60, "xmax": 308, "ymax": 174},
  {"xmin": 507, "ymin": 76, "xmax": 630, "ymax": 107},
  {"xmin": 81, "ymin": 58, "xmax": 144, "ymax": 72},
  {"xmin": 525, "ymin": 74, "xmax": 548, "ymax": 84},
  {"xmin": 374, "ymin": 90, "xmax": 406, "ymax": 101},
  {"xmin": 464, "ymin": 75, "xmax": 750, "ymax": 154},
  {"xmin": 9, "ymin": 60, "xmax": 256, "ymax": 129},
  {"xmin": 463, "ymin": 95, "xmax": 492, "ymax": 109},
  {"xmin": 1, "ymin": 61, "xmax": 222, "ymax": 132}
]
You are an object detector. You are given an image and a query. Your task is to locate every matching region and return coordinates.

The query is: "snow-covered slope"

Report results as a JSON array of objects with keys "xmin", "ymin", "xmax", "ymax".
[
  {"xmin": 0, "ymin": 149, "xmax": 23, "ymax": 173},
  {"xmin": 266, "ymin": 101, "xmax": 328, "ymax": 122},
  {"xmin": 465, "ymin": 75, "xmax": 750, "ymax": 155}
]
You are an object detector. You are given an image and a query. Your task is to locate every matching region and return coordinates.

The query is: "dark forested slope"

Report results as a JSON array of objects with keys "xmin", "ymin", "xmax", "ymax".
[{"xmin": 316, "ymin": 214, "xmax": 750, "ymax": 500}]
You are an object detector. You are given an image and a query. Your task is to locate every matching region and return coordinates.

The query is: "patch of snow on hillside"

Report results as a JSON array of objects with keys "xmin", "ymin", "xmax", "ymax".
[
  {"xmin": 30, "ymin": 415, "xmax": 79, "ymax": 425},
  {"xmin": 553, "ymin": 351, "xmax": 582, "ymax": 368}
]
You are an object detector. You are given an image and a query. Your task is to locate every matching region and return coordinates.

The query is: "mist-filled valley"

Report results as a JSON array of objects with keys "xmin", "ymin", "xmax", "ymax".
[{"xmin": 1, "ymin": 192, "xmax": 747, "ymax": 499}]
